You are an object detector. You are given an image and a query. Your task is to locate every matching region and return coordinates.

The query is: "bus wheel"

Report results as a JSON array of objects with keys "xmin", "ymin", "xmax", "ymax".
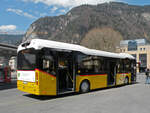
[
  {"xmin": 124, "ymin": 77, "xmax": 129, "ymax": 85},
  {"xmin": 80, "ymin": 80, "xmax": 90, "ymax": 93}
]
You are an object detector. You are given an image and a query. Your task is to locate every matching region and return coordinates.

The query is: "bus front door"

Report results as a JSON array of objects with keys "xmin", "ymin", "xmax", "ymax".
[
  {"xmin": 57, "ymin": 52, "xmax": 74, "ymax": 94},
  {"xmin": 108, "ymin": 61, "xmax": 116, "ymax": 86}
]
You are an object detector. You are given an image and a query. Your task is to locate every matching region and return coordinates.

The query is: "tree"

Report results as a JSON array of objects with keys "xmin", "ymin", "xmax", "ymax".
[{"xmin": 80, "ymin": 27, "xmax": 123, "ymax": 52}]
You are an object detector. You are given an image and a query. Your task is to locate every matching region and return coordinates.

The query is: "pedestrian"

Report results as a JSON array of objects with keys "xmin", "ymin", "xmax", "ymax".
[{"xmin": 145, "ymin": 68, "xmax": 150, "ymax": 84}]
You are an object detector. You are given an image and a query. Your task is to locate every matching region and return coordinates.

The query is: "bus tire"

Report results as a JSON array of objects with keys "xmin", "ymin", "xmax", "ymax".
[
  {"xmin": 124, "ymin": 77, "xmax": 129, "ymax": 85},
  {"xmin": 80, "ymin": 80, "xmax": 90, "ymax": 93}
]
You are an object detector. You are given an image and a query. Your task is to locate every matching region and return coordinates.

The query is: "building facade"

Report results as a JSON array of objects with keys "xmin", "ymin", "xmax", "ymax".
[
  {"xmin": 116, "ymin": 39, "xmax": 150, "ymax": 73},
  {"xmin": 9, "ymin": 56, "xmax": 17, "ymax": 71}
]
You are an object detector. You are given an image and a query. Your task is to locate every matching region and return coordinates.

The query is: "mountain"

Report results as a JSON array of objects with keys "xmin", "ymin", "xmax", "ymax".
[
  {"xmin": 0, "ymin": 34, "xmax": 24, "ymax": 45},
  {"xmin": 23, "ymin": 2, "xmax": 150, "ymax": 52}
]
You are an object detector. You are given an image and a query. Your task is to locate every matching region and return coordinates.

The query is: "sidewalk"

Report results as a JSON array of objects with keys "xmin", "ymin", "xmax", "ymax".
[
  {"xmin": 0, "ymin": 79, "xmax": 17, "ymax": 90},
  {"xmin": 136, "ymin": 72, "xmax": 146, "ymax": 83}
]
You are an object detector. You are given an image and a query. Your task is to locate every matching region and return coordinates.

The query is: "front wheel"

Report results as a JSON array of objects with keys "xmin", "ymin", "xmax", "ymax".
[
  {"xmin": 124, "ymin": 77, "xmax": 129, "ymax": 85},
  {"xmin": 80, "ymin": 80, "xmax": 90, "ymax": 93}
]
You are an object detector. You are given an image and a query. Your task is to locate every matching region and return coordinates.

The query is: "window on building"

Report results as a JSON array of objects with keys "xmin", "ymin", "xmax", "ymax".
[
  {"xmin": 139, "ymin": 54, "xmax": 147, "ymax": 72},
  {"xmin": 139, "ymin": 54, "xmax": 147, "ymax": 68},
  {"xmin": 120, "ymin": 49, "xmax": 122, "ymax": 52},
  {"xmin": 128, "ymin": 41, "xmax": 137, "ymax": 51}
]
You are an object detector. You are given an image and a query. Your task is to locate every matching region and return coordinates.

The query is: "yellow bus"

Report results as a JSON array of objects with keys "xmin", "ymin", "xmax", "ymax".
[{"xmin": 17, "ymin": 39, "xmax": 136, "ymax": 95}]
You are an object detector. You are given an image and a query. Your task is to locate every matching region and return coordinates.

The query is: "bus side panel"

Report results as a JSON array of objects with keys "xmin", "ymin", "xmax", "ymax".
[
  {"xmin": 17, "ymin": 80, "xmax": 40, "ymax": 95},
  {"xmin": 76, "ymin": 74, "xmax": 107, "ymax": 92},
  {"xmin": 116, "ymin": 73, "xmax": 131, "ymax": 85},
  {"xmin": 37, "ymin": 69, "xmax": 56, "ymax": 96},
  {"xmin": 116, "ymin": 73, "xmax": 125, "ymax": 85}
]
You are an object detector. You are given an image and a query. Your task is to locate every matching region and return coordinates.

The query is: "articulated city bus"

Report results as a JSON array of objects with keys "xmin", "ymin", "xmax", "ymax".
[{"xmin": 17, "ymin": 39, "xmax": 136, "ymax": 95}]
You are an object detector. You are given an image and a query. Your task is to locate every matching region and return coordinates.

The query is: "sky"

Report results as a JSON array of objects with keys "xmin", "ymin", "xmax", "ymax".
[{"xmin": 0, "ymin": 0, "xmax": 150, "ymax": 34}]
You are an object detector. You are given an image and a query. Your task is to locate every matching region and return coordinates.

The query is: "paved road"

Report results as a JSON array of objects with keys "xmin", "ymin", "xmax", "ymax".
[{"xmin": 0, "ymin": 73, "xmax": 150, "ymax": 113}]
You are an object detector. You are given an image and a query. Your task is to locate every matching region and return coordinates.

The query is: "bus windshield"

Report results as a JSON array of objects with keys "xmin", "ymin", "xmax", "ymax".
[{"xmin": 17, "ymin": 49, "xmax": 36, "ymax": 70}]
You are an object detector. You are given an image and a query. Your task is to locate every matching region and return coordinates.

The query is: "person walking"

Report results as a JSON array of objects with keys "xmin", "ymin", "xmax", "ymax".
[{"xmin": 145, "ymin": 68, "xmax": 150, "ymax": 84}]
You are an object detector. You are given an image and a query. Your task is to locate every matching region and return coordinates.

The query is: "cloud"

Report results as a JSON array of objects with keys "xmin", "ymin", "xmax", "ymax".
[
  {"xmin": 59, "ymin": 9, "xmax": 67, "ymax": 13},
  {"xmin": 0, "ymin": 25, "xmax": 17, "ymax": 31},
  {"xmin": 0, "ymin": 31, "xmax": 25, "ymax": 35},
  {"xmin": 22, "ymin": 0, "xmax": 117, "ymax": 8},
  {"xmin": 7, "ymin": 8, "xmax": 36, "ymax": 19},
  {"xmin": 33, "ymin": 11, "xmax": 47, "ymax": 17},
  {"xmin": 51, "ymin": 6, "xmax": 58, "ymax": 13}
]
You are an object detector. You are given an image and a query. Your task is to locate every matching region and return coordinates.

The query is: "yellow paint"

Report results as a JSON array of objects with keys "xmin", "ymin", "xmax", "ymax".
[
  {"xmin": 17, "ymin": 70, "xmax": 132, "ymax": 96},
  {"xmin": 17, "ymin": 69, "xmax": 56, "ymax": 96},
  {"xmin": 116, "ymin": 73, "xmax": 131, "ymax": 85},
  {"xmin": 17, "ymin": 80, "xmax": 40, "ymax": 95},
  {"xmin": 116, "ymin": 73, "xmax": 125, "ymax": 85},
  {"xmin": 76, "ymin": 73, "xmax": 132, "ymax": 92},
  {"xmin": 76, "ymin": 74, "xmax": 107, "ymax": 92},
  {"xmin": 127, "ymin": 73, "xmax": 132, "ymax": 84}
]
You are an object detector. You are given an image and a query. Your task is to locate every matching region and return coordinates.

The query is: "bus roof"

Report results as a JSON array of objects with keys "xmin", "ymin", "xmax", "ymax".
[{"xmin": 18, "ymin": 39, "xmax": 135, "ymax": 59}]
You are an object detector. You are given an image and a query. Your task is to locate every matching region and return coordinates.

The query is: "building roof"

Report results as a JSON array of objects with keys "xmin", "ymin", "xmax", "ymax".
[
  {"xmin": 18, "ymin": 39, "xmax": 135, "ymax": 59},
  {"xmin": 120, "ymin": 39, "xmax": 150, "ymax": 46}
]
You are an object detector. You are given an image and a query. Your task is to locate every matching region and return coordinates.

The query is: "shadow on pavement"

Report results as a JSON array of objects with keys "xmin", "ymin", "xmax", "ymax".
[
  {"xmin": 0, "ymin": 79, "xmax": 17, "ymax": 90},
  {"xmin": 23, "ymin": 82, "xmax": 139, "ymax": 101},
  {"xmin": 24, "ymin": 92, "xmax": 79, "ymax": 101}
]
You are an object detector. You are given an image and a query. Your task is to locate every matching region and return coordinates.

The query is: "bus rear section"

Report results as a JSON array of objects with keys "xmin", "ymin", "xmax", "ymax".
[
  {"xmin": 17, "ymin": 69, "xmax": 56, "ymax": 95},
  {"xmin": 17, "ymin": 49, "xmax": 57, "ymax": 96}
]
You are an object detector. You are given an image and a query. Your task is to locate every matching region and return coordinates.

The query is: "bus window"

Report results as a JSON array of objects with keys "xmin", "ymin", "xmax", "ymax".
[
  {"xmin": 17, "ymin": 49, "xmax": 36, "ymax": 70},
  {"xmin": 77, "ymin": 54, "xmax": 104, "ymax": 74},
  {"xmin": 93, "ymin": 56, "xmax": 104, "ymax": 73},
  {"xmin": 124, "ymin": 59, "xmax": 131, "ymax": 73},
  {"xmin": 117, "ymin": 60, "xmax": 124, "ymax": 73},
  {"xmin": 41, "ymin": 50, "xmax": 56, "ymax": 75},
  {"xmin": 43, "ymin": 59, "xmax": 50, "ymax": 69},
  {"xmin": 103, "ymin": 59, "xmax": 109, "ymax": 72}
]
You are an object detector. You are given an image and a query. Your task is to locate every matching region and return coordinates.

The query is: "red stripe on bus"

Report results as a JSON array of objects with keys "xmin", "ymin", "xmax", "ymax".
[
  {"xmin": 80, "ymin": 74, "xmax": 107, "ymax": 77},
  {"xmin": 35, "ymin": 69, "xmax": 56, "ymax": 78}
]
